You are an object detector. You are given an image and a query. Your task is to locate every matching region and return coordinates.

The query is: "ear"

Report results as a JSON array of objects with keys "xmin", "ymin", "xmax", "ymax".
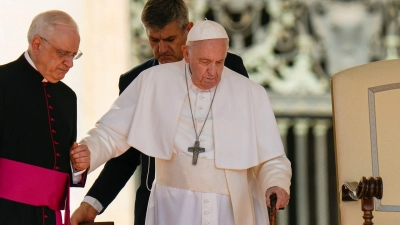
[
  {"xmin": 186, "ymin": 22, "xmax": 194, "ymax": 33},
  {"xmin": 181, "ymin": 45, "xmax": 190, "ymax": 63},
  {"xmin": 31, "ymin": 36, "xmax": 42, "ymax": 56}
]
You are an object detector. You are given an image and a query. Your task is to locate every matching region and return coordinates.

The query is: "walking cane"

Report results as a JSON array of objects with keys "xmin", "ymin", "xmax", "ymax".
[{"xmin": 269, "ymin": 193, "xmax": 277, "ymax": 225}]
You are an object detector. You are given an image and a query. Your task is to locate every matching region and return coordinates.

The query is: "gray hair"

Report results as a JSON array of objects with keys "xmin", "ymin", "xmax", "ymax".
[
  {"xmin": 27, "ymin": 10, "xmax": 78, "ymax": 43},
  {"xmin": 141, "ymin": 0, "xmax": 189, "ymax": 32}
]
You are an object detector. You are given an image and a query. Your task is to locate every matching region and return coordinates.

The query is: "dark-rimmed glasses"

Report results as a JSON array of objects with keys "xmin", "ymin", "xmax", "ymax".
[{"xmin": 40, "ymin": 37, "xmax": 83, "ymax": 60}]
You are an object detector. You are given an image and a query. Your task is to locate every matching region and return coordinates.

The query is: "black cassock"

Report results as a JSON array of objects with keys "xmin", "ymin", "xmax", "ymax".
[{"xmin": 0, "ymin": 54, "xmax": 86, "ymax": 225}]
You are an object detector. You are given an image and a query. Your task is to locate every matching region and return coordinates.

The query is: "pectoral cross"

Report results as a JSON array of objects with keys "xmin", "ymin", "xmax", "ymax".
[{"xmin": 188, "ymin": 140, "xmax": 205, "ymax": 165}]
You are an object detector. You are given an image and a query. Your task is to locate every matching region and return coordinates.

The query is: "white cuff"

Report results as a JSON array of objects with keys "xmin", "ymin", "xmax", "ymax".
[
  {"xmin": 70, "ymin": 162, "xmax": 85, "ymax": 184},
  {"xmin": 83, "ymin": 196, "xmax": 104, "ymax": 213}
]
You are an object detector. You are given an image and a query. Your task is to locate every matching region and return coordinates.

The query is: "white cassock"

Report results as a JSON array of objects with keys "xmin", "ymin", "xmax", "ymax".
[{"xmin": 81, "ymin": 60, "xmax": 291, "ymax": 225}]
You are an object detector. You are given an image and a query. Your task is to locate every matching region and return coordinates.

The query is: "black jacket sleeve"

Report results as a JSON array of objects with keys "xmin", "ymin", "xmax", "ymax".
[{"xmin": 86, "ymin": 148, "xmax": 141, "ymax": 212}]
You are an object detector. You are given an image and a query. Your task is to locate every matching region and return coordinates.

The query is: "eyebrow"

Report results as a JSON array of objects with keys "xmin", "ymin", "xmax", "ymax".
[
  {"xmin": 149, "ymin": 35, "xmax": 177, "ymax": 41},
  {"xmin": 199, "ymin": 58, "xmax": 224, "ymax": 62}
]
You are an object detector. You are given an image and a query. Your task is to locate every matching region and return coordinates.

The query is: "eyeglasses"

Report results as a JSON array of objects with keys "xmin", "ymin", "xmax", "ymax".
[{"xmin": 40, "ymin": 37, "xmax": 83, "ymax": 60}]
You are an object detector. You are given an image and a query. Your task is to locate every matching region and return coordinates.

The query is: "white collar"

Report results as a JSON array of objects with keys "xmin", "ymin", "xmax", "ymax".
[{"xmin": 24, "ymin": 51, "xmax": 48, "ymax": 82}]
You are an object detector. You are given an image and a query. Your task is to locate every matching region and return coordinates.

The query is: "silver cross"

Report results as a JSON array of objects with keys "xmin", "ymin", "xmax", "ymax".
[{"xmin": 188, "ymin": 140, "xmax": 205, "ymax": 165}]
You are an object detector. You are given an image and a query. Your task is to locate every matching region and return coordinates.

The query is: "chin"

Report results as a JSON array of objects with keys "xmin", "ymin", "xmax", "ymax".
[
  {"xmin": 201, "ymin": 83, "xmax": 217, "ymax": 90},
  {"xmin": 51, "ymin": 74, "xmax": 67, "ymax": 83},
  {"xmin": 158, "ymin": 56, "xmax": 177, "ymax": 64}
]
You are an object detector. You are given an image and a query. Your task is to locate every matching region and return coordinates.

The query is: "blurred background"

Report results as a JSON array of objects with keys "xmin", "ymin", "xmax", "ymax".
[{"xmin": 1, "ymin": 0, "xmax": 400, "ymax": 224}]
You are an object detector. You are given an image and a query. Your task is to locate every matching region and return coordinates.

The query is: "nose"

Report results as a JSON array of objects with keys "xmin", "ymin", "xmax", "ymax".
[
  {"xmin": 158, "ymin": 41, "xmax": 168, "ymax": 54},
  {"xmin": 63, "ymin": 57, "xmax": 74, "ymax": 68},
  {"xmin": 207, "ymin": 63, "xmax": 217, "ymax": 75}
]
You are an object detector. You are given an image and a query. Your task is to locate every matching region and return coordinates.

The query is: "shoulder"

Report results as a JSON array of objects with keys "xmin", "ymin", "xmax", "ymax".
[
  {"xmin": 147, "ymin": 60, "xmax": 183, "ymax": 73},
  {"xmin": 122, "ymin": 60, "xmax": 184, "ymax": 92},
  {"xmin": 119, "ymin": 58, "xmax": 157, "ymax": 93},
  {"xmin": 136, "ymin": 60, "xmax": 185, "ymax": 87},
  {"xmin": 0, "ymin": 57, "xmax": 21, "ymax": 73},
  {"xmin": 226, "ymin": 52, "xmax": 242, "ymax": 63},
  {"xmin": 56, "ymin": 81, "xmax": 77, "ymax": 100},
  {"xmin": 0, "ymin": 58, "xmax": 23, "ymax": 87},
  {"xmin": 120, "ymin": 58, "xmax": 156, "ymax": 84},
  {"xmin": 223, "ymin": 66, "xmax": 248, "ymax": 82},
  {"xmin": 0, "ymin": 63, "xmax": 11, "ymax": 84},
  {"xmin": 224, "ymin": 52, "xmax": 248, "ymax": 78},
  {"xmin": 223, "ymin": 67, "xmax": 265, "ymax": 92},
  {"xmin": 137, "ymin": 60, "xmax": 184, "ymax": 81}
]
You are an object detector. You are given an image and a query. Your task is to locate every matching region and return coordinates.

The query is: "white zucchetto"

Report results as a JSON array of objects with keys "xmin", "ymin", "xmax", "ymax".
[{"xmin": 186, "ymin": 19, "xmax": 229, "ymax": 44}]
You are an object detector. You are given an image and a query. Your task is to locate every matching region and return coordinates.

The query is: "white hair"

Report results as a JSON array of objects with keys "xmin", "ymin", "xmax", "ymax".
[{"xmin": 27, "ymin": 10, "xmax": 78, "ymax": 43}]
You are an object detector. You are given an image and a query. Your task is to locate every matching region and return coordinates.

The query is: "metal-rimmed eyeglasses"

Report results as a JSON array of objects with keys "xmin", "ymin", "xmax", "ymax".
[{"xmin": 40, "ymin": 37, "xmax": 83, "ymax": 60}]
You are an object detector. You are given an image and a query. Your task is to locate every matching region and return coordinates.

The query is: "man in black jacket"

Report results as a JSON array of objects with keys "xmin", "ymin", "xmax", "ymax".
[{"xmin": 71, "ymin": 1, "xmax": 248, "ymax": 224}]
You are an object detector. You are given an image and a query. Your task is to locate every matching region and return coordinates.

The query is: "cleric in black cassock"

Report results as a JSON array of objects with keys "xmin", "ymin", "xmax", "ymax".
[{"xmin": 0, "ymin": 10, "xmax": 90, "ymax": 225}]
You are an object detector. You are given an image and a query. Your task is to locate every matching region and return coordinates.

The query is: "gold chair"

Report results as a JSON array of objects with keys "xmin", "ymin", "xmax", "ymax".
[{"xmin": 331, "ymin": 59, "xmax": 400, "ymax": 224}]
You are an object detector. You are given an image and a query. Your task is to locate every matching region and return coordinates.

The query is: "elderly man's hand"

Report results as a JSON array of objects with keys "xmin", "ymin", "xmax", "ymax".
[
  {"xmin": 71, "ymin": 202, "xmax": 98, "ymax": 225},
  {"xmin": 70, "ymin": 142, "xmax": 90, "ymax": 171},
  {"xmin": 265, "ymin": 186, "xmax": 290, "ymax": 209}
]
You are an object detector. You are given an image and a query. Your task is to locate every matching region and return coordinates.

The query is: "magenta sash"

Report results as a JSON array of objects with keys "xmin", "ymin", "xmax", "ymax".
[{"xmin": 0, "ymin": 158, "xmax": 70, "ymax": 225}]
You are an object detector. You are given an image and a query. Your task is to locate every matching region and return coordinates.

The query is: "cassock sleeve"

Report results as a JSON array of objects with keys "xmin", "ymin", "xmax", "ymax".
[
  {"xmin": 80, "ymin": 72, "xmax": 146, "ymax": 173},
  {"xmin": 253, "ymin": 155, "xmax": 292, "ymax": 195},
  {"xmin": 71, "ymin": 95, "xmax": 88, "ymax": 187},
  {"xmin": 0, "ymin": 81, "xmax": 3, "ymax": 138},
  {"xmin": 0, "ymin": 70, "xmax": 5, "ymax": 138}
]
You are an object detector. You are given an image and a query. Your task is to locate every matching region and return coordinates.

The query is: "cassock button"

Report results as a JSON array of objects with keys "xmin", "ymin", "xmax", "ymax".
[
  {"xmin": 48, "ymin": 106, "xmax": 53, "ymax": 109},
  {"xmin": 52, "ymin": 129, "xmax": 56, "ymax": 133},
  {"xmin": 56, "ymin": 153, "xmax": 61, "ymax": 157},
  {"xmin": 54, "ymin": 141, "xmax": 59, "ymax": 145},
  {"xmin": 44, "ymin": 215, "xmax": 48, "ymax": 218},
  {"xmin": 200, "ymin": 138, "xmax": 205, "ymax": 142},
  {"xmin": 204, "ymin": 211, "xmax": 209, "ymax": 215},
  {"xmin": 47, "ymin": 94, "xmax": 51, "ymax": 98},
  {"xmin": 199, "ymin": 95, "xmax": 204, "ymax": 99},
  {"xmin": 51, "ymin": 118, "xmax": 55, "ymax": 122},
  {"xmin": 197, "ymin": 106, "xmax": 203, "ymax": 110},
  {"xmin": 55, "ymin": 166, "xmax": 60, "ymax": 170},
  {"xmin": 198, "ymin": 119, "xmax": 203, "ymax": 123},
  {"xmin": 204, "ymin": 199, "xmax": 209, "ymax": 203}
]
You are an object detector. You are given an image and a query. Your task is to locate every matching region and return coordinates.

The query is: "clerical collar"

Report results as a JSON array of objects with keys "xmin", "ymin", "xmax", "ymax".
[{"xmin": 24, "ymin": 51, "xmax": 48, "ymax": 82}]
